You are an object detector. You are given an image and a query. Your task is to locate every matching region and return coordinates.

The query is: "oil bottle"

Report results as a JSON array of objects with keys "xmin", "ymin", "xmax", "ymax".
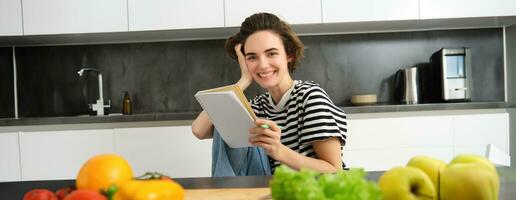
[{"xmin": 122, "ymin": 91, "xmax": 132, "ymax": 115}]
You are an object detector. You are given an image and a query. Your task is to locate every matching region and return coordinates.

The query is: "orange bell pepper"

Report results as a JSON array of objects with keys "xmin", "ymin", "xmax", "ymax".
[{"xmin": 114, "ymin": 179, "xmax": 184, "ymax": 200}]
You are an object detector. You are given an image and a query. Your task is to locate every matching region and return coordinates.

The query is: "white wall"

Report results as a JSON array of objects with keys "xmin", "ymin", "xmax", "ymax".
[
  {"xmin": 509, "ymin": 108, "xmax": 516, "ymax": 168},
  {"xmin": 506, "ymin": 24, "xmax": 516, "ymax": 168}
]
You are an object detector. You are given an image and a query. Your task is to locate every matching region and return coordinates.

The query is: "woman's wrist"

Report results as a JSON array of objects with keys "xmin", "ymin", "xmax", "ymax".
[
  {"xmin": 236, "ymin": 78, "xmax": 252, "ymax": 91},
  {"xmin": 271, "ymin": 144, "xmax": 290, "ymax": 162}
]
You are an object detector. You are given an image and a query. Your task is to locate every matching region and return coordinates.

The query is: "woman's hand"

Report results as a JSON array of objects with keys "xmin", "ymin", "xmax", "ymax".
[
  {"xmin": 250, "ymin": 119, "xmax": 342, "ymax": 173},
  {"xmin": 234, "ymin": 43, "xmax": 253, "ymax": 91},
  {"xmin": 249, "ymin": 118, "xmax": 285, "ymax": 159}
]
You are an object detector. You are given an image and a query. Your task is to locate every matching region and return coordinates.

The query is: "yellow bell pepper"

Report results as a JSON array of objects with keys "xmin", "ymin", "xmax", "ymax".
[{"xmin": 114, "ymin": 179, "xmax": 184, "ymax": 200}]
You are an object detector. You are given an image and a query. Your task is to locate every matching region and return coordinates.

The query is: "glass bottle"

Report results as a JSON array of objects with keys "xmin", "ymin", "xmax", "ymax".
[{"xmin": 122, "ymin": 91, "xmax": 132, "ymax": 115}]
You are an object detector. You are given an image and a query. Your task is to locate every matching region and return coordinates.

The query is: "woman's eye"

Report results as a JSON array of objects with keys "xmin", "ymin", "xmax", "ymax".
[
  {"xmin": 268, "ymin": 52, "xmax": 278, "ymax": 57},
  {"xmin": 246, "ymin": 56, "xmax": 256, "ymax": 61}
]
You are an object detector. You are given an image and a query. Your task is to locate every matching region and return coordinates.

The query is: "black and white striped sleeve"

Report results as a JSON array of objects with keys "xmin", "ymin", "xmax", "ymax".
[{"xmin": 299, "ymin": 87, "xmax": 347, "ymax": 146}]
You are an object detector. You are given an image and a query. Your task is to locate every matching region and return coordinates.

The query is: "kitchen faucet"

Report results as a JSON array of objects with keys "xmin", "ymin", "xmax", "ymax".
[{"xmin": 77, "ymin": 68, "xmax": 111, "ymax": 116}]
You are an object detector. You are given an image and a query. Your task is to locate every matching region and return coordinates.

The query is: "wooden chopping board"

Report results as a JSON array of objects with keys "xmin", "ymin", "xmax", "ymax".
[{"xmin": 185, "ymin": 188, "xmax": 271, "ymax": 200}]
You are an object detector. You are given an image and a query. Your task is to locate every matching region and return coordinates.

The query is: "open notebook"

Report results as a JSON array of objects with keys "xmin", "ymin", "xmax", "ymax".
[{"xmin": 194, "ymin": 85, "xmax": 256, "ymax": 148}]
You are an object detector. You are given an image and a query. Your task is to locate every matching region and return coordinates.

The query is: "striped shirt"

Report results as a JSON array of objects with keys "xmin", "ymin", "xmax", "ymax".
[{"xmin": 250, "ymin": 80, "xmax": 347, "ymax": 171}]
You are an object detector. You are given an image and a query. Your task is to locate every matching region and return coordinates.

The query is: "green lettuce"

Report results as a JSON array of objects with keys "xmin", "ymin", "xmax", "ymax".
[{"xmin": 270, "ymin": 165, "xmax": 381, "ymax": 200}]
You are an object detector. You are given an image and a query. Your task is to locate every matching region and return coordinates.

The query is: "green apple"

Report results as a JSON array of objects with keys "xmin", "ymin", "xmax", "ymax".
[
  {"xmin": 440, "ymin": 163, "xmax": 499, "ymax": 200},
  {"xmin": 407, "ymin": 155, "xmax": 447, "ymax": 194},
  {"xmin": 440, "ymin": 154, "xmax": 499, "ymax": 200},
  {"xmin": 379, "ymin": 166, "xmax": 436, "ymax": 200},
  {"xmin": 449, "ymin": 154, "xmax": 497, "ymax": 173}
]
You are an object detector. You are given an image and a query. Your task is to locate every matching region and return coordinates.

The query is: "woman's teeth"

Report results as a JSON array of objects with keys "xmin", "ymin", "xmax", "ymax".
[{"xmin": 258, "ymin": 71, "xmax": 274, "ymax": 78}]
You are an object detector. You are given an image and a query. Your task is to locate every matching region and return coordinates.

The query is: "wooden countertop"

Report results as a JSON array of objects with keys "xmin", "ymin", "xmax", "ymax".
[{"xmin": 185, "ymin": 188, "xmax": 271, "ymax": 200}]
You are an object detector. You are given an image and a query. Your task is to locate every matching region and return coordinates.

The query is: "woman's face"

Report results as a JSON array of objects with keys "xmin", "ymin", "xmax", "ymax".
[{"xmin": 244, "ymin": 30, "xmax": 292, "ymax": 90}]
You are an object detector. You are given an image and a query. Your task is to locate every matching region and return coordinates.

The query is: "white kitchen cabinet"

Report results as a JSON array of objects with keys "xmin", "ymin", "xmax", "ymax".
[
  {"xmin": 19, "ymin": 129, "xmax": 115, "ymax": 181},
  {"xmin": 224, "ymin": 0, "xmax": 321, "ymax": 27},
  {"xmin": 322, "ymin": 0, "xmax": 419, "ymax": 23},
  {"xmin": 420, "ymin": 0, "xmax": 516, "ymax": 19},
  {"xmin": 128, "ymin": 0, "xmax": 224, "ymax": 31},
  {"xmin": 114, "ymin": 126, "xmax": 212, "ymax": 178},
  {"xmin": 346, "ymin": 115, "xmax": 454, "ymax": 150},
  {"xmin": 344, "ymin": 147, "xmax": 454, "ymax": 171},
  {"xmin": 22, "ymin": 0, "xmax": 128, "ymax": 35},
  {"xmin": 345, "ymin": 115, "xmax": 454, "ymax": 171},
  {"xmin": 0, "ymin": 132, "xmax": 21, "ymax": 182},
  {"xmin": 4, "ymin": 110, "xmax": 508, "ymax": 180},
  {"xmin": 344, "ymin": 112, "xmax": 510, "ymax": 171},
  {"xmin": 0, "ymin": 0, "xmax": 23, "ymax": 36},
  {"xmin": 453, "ymin": 113, "xmax": 510, "ymax": 155}
]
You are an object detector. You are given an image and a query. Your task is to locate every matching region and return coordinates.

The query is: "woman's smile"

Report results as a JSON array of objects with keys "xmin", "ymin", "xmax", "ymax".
[{"xmin": 258, "ymin": 70, "xmax": 275, "ymax": 78}]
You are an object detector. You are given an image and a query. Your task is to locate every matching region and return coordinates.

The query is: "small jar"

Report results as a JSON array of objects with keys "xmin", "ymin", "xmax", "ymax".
[{"xmin": 122, "ymin": 91, "xmax": 132, "ymax": 115}]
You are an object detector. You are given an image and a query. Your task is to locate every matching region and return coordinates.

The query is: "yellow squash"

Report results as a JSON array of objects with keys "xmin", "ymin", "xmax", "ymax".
[{"xmin": 115, "ymin": 179, "xmax": 184, "ymax": 200}]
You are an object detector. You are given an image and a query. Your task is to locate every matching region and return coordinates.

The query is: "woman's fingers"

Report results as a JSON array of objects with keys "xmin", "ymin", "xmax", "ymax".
[
  {"xmin": 234, "ymin": 43, "xmax": 253, "ymax": 90},
  {"xmin": 255, "ymin": 118, "xmax": 281, "ymax": 132},
  {"xmin": 249, "ymin": 133, "xmax": 279, "ymax": 155},
  {"xmin": 249, "ymin": 132, "xmax": 277, "ymax": 143},
  {"xmin": 234, "ymin": 44, "xmax": 245, "ymax": 62},
  {"xmin": 234, "ymin": 44, "xmax": 241, "ymax": 56},
  {"xmin": 249, "ymin": 127, "xmax": 279, "ymax": 140},
  {"xmin": 250, "ymin": 118, "xmax": 283, "ymax": 156},
  {"xmin": 249, "ymin": 134, "xmax": 274, "ymax": 150}
]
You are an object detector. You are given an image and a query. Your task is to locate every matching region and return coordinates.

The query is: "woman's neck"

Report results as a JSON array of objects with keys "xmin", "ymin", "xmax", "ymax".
[{"xmin": 268, "ymin": 78, "xmax": 294, "ymax": 105}]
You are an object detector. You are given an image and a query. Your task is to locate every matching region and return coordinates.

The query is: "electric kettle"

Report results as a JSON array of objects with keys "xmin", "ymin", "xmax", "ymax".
[{"xmin": 394, "ymin": 67, "xmax": 421, "ymax": 104}]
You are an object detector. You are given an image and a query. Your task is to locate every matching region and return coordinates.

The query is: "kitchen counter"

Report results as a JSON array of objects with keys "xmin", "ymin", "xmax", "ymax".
[
  {"xmin": 0, "ymin": 101, "xmax": 512, "ymax": 127},
  {"xmin": 1, "ymin": 167, "xmax": 515, "ymax": 199},
  {"xmin": 342, "ymin": 101, "xmax": 512, "ymax": 114}
]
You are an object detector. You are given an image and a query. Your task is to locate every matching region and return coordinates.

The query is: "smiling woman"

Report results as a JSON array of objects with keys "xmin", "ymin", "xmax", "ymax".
[{"xmin": 191, "ymin": 13, "xmax": 347, "ymax": 174}]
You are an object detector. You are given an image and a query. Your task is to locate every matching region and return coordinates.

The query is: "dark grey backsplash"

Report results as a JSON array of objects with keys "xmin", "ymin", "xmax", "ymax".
[
  {"xmin": 14, "ymin": 28, "xmax": 504, "ymax": 117},
  {"xmin": 0, "ymin": 48, "xmax": 14, "ymax": 118},
  {"xmin": 297, "ymin": 28, "xmax": 504, "ymax": 104},
  {"xmin": 16, "ymin": 40, "xmax": 239, "ymax": 117}
]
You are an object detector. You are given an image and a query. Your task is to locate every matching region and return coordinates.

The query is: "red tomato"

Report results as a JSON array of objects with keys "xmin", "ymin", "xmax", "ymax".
[
  {"xmin": 55, "ymin": 187, "xmax": 75, "ymax": 200},
  {"xmin": 63, "ymin": 190, "xmax": 107, "ymax": 200},
  {"xmin": 23, "ymin": 189, "xmax": 58, "ymax": 200}
]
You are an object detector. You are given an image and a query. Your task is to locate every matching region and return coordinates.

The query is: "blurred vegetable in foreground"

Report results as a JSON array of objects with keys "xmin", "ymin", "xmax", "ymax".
[{"xmin": 270, "ymin": 165, "xmax": 381, "ymax": 200}]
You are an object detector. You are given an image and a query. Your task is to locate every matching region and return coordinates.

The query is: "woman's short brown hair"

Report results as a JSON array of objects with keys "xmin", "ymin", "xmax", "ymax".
[{"xmin": 225, "ymin": 13, "xmax": 304, "ymax": 72}]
